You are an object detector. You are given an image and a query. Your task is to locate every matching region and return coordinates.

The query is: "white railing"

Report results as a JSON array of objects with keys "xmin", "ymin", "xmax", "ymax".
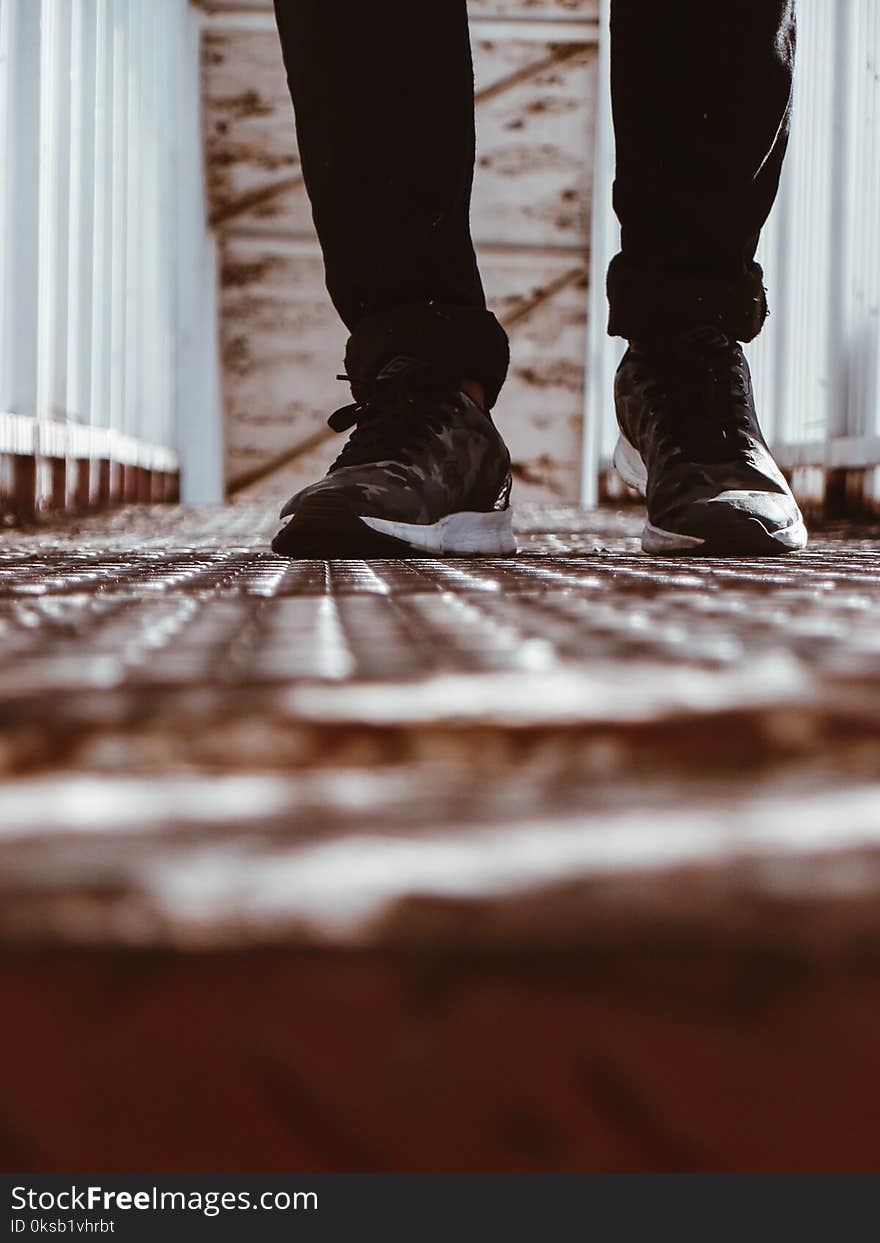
[
  {"xmin": 0, "ymin": 0, "xmax": 223, "ymax": 513},
  {"xmin": 584, "ymin": 0, "xmax": 880, "ymax": 510}
]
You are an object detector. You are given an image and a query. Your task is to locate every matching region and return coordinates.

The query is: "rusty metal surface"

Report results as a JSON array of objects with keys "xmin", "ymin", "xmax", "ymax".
[
  {"xmin": 5, "ymin": 940, "xmax": 880, "ymax": 1173},
  {"xmin": 2, "ymin": 503, "xmax": 880, "ymax": 955},
  {"xmin": 4, "ymin": 499, "xmax": 880, "ymax": 1173},
  {"xmin": 3, "ymin": 504, "xmax": 880, "ymax": 701}
]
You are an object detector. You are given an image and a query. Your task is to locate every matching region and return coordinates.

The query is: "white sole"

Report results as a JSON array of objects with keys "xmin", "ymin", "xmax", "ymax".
[
  {"xmin": 641, "ymin": 521, "xmax": 706, "ymax": 553},
  {"xmin": 360, "ymin": 508, "xmax": 517, "ymax": 555},
  {"xmin": 612, "ymin": 433, "xmax": 649, "ymax": 496},
  {"xmin": 612, "ymin": 434, "xmax": 808, "ymax": 555}
]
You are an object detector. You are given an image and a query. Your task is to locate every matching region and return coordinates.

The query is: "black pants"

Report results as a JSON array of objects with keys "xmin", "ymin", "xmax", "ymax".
[{"xmin": 273, "ymin": 0, "xmax": 796, "ymax": 407}]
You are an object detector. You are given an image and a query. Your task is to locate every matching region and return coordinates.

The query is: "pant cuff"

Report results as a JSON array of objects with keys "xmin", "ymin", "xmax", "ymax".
[
  {"xmin": 344, "ymin": 301, "xmax": 510, "ymax": 409},
  {"xmin": 606, "ymin": 255, "xmax": 768, "ymax": 343}
]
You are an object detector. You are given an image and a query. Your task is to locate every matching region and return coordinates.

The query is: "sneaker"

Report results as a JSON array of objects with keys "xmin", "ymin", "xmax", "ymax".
[
  {"xmin": 271, "ymin": 356, "xmax": 516, "ymax": 557},
  {"xmin": 613, "ymin": 327, "xmax": 808, "ymax": 556}
]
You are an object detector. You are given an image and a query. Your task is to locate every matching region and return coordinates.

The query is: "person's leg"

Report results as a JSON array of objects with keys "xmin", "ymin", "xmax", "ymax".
[
  {"xmin": 607, "ymin": 0, "xmax": 796, "ymax": 341},
  {"xmin": 608, "ymin": 0, "xmax": 806, "ymax": 557},
  {"xmin": 272, "ymin": 0, "xmax": 509, "ymax": 409},
  {"xmin": 270, "ymin": 0, "xmax": 513, "ymax": 557}
]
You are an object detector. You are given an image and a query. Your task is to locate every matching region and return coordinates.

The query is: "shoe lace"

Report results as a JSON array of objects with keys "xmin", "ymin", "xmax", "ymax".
[
  {"xmin": 636, "ymin": 327, "xmax": 754, "ymax": 465},
  {"xmin": 326, "ymin": 360, "xmax": 455, "ymax": 473}
]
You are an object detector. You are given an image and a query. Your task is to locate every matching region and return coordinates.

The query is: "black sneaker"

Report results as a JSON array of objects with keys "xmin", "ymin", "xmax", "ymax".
[
  {"xmin": 613, "ymin": 327, "xmax": 808, "ymax": 556},
  {"xmin": 271, "ymin": 356, "xmax": 516, "ymax": 557}
]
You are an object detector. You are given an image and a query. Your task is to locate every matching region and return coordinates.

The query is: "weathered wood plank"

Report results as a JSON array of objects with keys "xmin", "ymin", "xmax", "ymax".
[{"xmin": 203, "ymin": 10, "xmax": 599, "ymax": 499}]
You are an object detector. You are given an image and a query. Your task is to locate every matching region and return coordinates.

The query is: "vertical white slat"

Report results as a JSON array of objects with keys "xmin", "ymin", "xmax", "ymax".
[
  {"xmin": 124, "ymin": 0, "xmax": 144, "ymax": 446},
  {"xmin": 109, "ymin": 0, "xmax": 129, "ymax": 438},
  {"xmin": 866, "ymin": 2, "xmax": 880, "ymax": 442},
  {"xmin": 167, "ymin": 0, "xmax": 184, "ymax": 465},
  {"xmin": 139, "ymin": 0, "xmax": 158, "ymax": 452},
  {"xmin": 765, "ymin": 3, "xmax": 837, "ymax": 448},
  {"xmin": 159, "ymin": 0, "xmax": 181, "ymax": 457},
  {"xmin": 90, "ymin": 0, "xmax": 114, "ymax": 433},
  {"xmin": 159, "ymin": 0, "xmax": 178, "ymax": 455},
  {"xmin": 175, "ymin": 0, "xmax": 225, "ymax": 503},
  {"xmin": 825, "ymin": 0, "xmax": 857, "ymax": 443},
  {"xmin": 846, "ymin": 0, "xmax": 880, "ymax": 445},
  {"xmin": 140, "ymin": 0, "xmax": 172, "ymax": 456},
  {"xmin": 37, "ymin": 0, "xmax": 73, "ymax": 423},
  {"xmin": 0, "ymin": 0, "xmax": 41, "ymax": 419},
  {"xmin": 581, "ymin": 0, "xmax": 616, "ymax": 505},
  {"xmin": 0, "ymin": 0, "xmax": 13, "ymax": 415},
  {"xmin": 66, "ymin": 0, "xmax": 98, "ymax": 426},
  {"xmin": 152, "ymin": 0, "xmax": 174, "ymax": 454}
]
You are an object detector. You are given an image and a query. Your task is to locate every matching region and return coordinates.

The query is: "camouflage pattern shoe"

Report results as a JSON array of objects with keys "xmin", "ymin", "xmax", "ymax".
[
  {"xmin": 272, "ymin": 356, "xmax": 516, "ymax": 557},
  {"xmin": 614, "ymin": 327, "xmax": 807, "ymax": 556}
]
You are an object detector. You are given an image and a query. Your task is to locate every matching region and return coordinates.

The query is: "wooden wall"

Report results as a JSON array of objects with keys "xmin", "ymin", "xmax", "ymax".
[{"xmin": 200, "ymin": 1, "xmax": 599, "ymax": 504}]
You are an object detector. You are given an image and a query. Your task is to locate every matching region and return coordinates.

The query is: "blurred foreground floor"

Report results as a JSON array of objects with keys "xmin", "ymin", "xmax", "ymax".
[{"xmin": 3, "ymin": 502, "xmax": 880, "ymax": 1171}]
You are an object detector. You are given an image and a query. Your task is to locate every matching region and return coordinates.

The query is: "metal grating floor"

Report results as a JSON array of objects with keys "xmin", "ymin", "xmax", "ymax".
[
  {"xmin": 2, "ymin": 501, "xmax": 880, "ymax": 952},
  {"xmin": 5, "ymin": 502, "xmax": 880, "ymax": 1173},
  {"xmin": 3, "ymin": 502, "xmax": 880, "ymax": 694}
]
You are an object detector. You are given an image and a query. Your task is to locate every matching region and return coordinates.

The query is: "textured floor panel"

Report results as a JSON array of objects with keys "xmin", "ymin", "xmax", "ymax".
[
  {"xmin": 4, "ymin": 502, "xmax": 880, "ymax": 1172},
  {"xmin": 2, "ymin": 503, "xmax": 880, "ymax": 894},
  {"xmin": 3, "ymin": 504, "xmax": 880, "ymax": 690}
]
